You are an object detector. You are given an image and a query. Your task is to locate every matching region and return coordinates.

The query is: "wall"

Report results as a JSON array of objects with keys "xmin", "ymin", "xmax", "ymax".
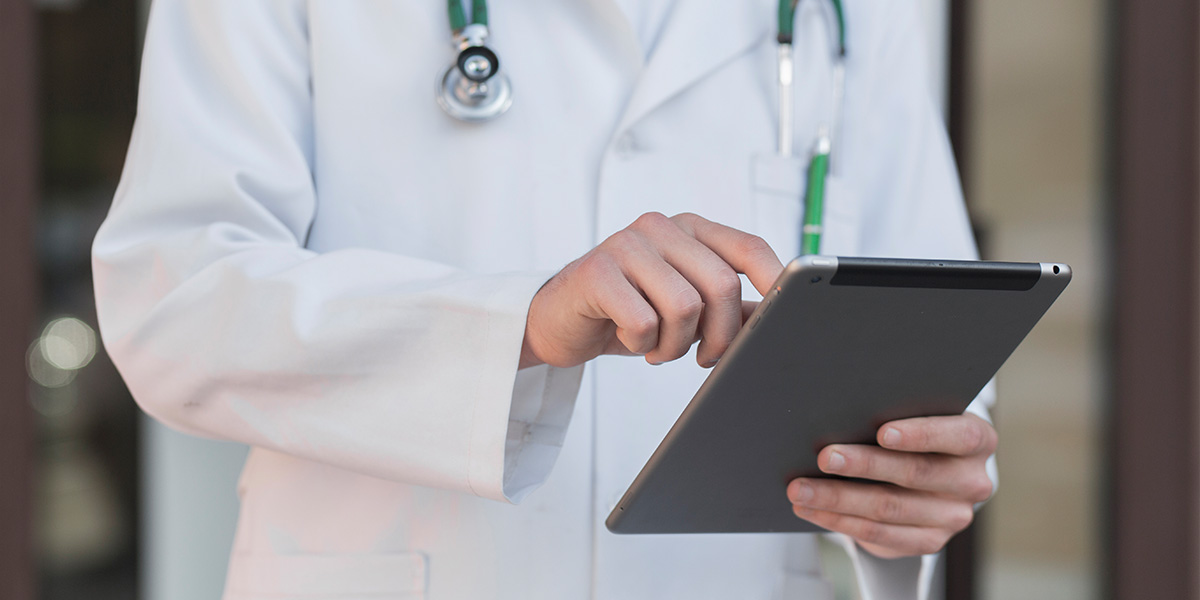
[{"xmin": 967, "ymin": 0, "xmax": 1105, "ymax": 598}]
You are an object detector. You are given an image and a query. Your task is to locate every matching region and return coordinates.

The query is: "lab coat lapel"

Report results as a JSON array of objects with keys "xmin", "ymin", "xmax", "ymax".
[{"xmin": 615, "ymin": 0, "xmax": 771, "ymax": 133}]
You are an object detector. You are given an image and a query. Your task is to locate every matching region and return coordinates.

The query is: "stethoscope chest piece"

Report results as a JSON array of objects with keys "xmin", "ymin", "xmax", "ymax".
[
  {"xmin": 437, "ymin": 25, "xmax": 512, "ymax": 123},
  {"xmin": 437, "ymin": 62, "xmax": 512, "ymax": 123}
]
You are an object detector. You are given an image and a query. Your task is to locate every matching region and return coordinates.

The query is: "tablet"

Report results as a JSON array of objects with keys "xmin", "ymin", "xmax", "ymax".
[{"xmin": 605, "ymin": 256, "xmax": 1071, "ymax": 534}]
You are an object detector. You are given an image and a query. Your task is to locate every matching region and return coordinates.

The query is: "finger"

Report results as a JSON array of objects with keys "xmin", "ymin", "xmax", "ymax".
[
  {"xmin": 601, "ymin": 325, "xmax": 643, "ymax": 357},
  {"xmin": 791, "ymin": 507, "xmax": 951, "ymax": 558},
  {"xmin": 878, "ymin": 413, "xmax": 997, "ymax": 457},
  {"xmin": 670, "ymin": 213, "xmax": 784, "ymax": 297},
  {"xmin": 787, "ymin": 478, "xmax": 975, "ymax": 529},
  {"xmin": 640, "ymin": 273, "xmax": 703, "ymax": 365},
  {"xmin": 674, "ymin": 252, "xmax": 742, "ymax": 367},
  {"xmin": 631, "ymin": 216, "xmax": 743, "ymax": 366},
  {"xmin": 695, "ymin": 301, "xmax": 758, "ymax": 369},
  {"xmin": 742, "ymin": 301, "xmax": 759, "ymax": 323},
  {"xmin": 577, "ymin": 255, "xmax": 660, "ymax": 355},
  {"xmin": 817, "ymin": 445, "xmax": 993, "ymax": 501},
  {"xmin": 613, "ymin": 239, "xmax": 703, "ymax": 364}
]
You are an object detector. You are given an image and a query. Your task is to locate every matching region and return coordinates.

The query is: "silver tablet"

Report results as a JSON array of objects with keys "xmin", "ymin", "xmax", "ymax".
[{"xmin": 606, "ymin": 256, "xmax": 1071, "ymax": 534}]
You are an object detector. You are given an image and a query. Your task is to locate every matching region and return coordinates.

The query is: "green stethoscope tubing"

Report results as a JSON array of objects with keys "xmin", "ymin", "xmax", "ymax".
[
  {"xmin": 779, "ymin": 0, "xmax": 846, "ymax": 255},
  {"xmin": 448, "ymin": 0, "xmax": 845, "ymax": 255},
  {"xmin": 451, "ymin": 0, "xmax": 845, "ymax": 49},
  {"xmin": 451, "ymin": 0, "xmax": 845, "ymax": 46},
  {"xmin": 778, "ymin": 0, "xmax": 845, "ymax": 54},
  {"xmin": 448, "ymin": 0, "xmax": 488, "ymax": 31}
]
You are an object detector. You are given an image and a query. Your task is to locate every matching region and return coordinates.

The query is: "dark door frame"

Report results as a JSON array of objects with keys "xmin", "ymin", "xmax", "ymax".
[
  {"xmin": 0, "ymin": 0, "xmax": 39, "ymax": 598},
  {"xmin": 1109, "ymin": 0, "xmax": 1200, "ymax": 599},
  {"xmin": 944, "ymin": 0, "xmax": 977, "ymax": 598}
]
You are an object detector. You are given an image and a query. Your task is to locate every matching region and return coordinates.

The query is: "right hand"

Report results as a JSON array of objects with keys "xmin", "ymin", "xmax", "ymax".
[{"xmin": 520, "ymin": 212, "xmax": 784, "ymax": 370}]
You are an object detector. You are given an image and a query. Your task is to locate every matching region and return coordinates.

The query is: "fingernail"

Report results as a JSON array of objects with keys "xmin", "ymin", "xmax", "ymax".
[
  {"xmin": 883, "ymin": 428, "xmax": 901, "ymax": 447},
  {"xmin": 826, "ymin": 450, "xmax": 846, "ymax": 472},
  {"xmin": 701, "ymin": 359, "xmax": 719, "ymax": 368},
  {"xmin": 795, "ymin": 482, "xmax": 814, "ymax": 504}
]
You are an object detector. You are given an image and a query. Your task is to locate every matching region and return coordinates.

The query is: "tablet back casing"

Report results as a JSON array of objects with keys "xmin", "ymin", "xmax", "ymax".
[{"xmin": 606, "ymin": 256, "xmax": 1071, "ymax": 534}]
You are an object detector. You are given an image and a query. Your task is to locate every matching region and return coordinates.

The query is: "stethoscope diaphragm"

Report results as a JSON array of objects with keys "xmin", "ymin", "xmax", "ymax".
[
  {"xmin": 438, "ymin": 7, "xmax": 512, "ymax": 123},
  {"xmin": 437, "ymin": 55, "xmax": 512, "ymax": 123}
]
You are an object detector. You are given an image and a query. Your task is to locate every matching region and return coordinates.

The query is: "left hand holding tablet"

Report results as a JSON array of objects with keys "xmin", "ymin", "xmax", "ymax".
[{"xmin": 786, "ymin": 413, "xmax": 997, "ymax": 559}]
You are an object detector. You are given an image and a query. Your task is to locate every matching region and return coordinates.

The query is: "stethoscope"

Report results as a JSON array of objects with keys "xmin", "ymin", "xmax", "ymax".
[
  {"xmin": 437, "ymin": 0, "xmax": 847, "ymax": 254},
  {"xmin": 436, "ymin": 0, "xmax": 513, "ymax": 122},
  {"xmin": 778, "ymin": 0, "xmax": 846, "ymax": 255}
]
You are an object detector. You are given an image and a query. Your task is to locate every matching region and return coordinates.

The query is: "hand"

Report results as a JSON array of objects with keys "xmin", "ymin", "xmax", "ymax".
[
  {"xmin": 520, "ymin": 212, "xmax": 783, "ymax": 369},
  {"xmin": 786, "ymin": 414, "xmax": 997, "ymax": 559}
]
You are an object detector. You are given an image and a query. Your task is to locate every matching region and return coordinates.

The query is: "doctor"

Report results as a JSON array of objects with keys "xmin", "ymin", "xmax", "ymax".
[{"xmin": 93, "ymin": 0, "xmax": 997, "ymax": 598}]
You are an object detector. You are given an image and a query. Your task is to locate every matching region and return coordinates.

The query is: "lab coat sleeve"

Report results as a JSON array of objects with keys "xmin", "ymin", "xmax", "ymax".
[
  {"xmin": 826, "ymin": 0, "xmax": 997, "ymax": 598},
  {"xmin": 91, "ymin": 0, "xmax": 582, "ymax": 504}
]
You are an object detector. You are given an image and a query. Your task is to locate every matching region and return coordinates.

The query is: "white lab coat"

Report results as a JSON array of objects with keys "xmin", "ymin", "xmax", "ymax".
[{"xmin": 93, "ymin": 0, "xmax": 992, "ymax": 599}]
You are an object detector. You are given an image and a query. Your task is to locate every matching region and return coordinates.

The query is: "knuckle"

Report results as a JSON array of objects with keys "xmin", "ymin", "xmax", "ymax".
[
  {"xmin": 633, "ymin": 211, "xmax": 672, "ymax": 233},
  {"xmin": 961, "ymin": 421, "xmax": 987, "ymax": 455},
  {"xmin": 576, "ymin": 253, "xmax": 615, "ymax": 281},
  {"xmin": 905, "ymin": 456, "xmax": 936, "ymax": 487},
  {"xmin": 949, "ymin": 504, "xmax": 976, "ymax": 532},
  {"xmin": 669, "ymin": 212, "xmax": 701, "ymax": 236},
  {"xmin": 605, "ymin": 229, "xmax": 644, "ymax": 255},
  {"xmin": 875, "ymin": 494, "xmax": 906, "ymax": 523},
  {"xmin": 911, "ymin": 426, "xmax": 932, "ymax": 452},
  {"xmin": 670, "ymin": 212, "xmax": 701, "ymax": 225},
  {"xmin": 849, "ymin": 450, "xmax": 872, "ymax": 477},
  {"xmin": 735, "ymin": 233, "xmax": 772, "ymax": 257},
  {"xmin": 710, "ymin": 269, "xmax": 743, "ymax": 302},
  {"xmin": 966, "ymin": 474, "xmax": 995, "ymax": 503},
  {"xmin": 854, "ymin": 520, "xmax": 886, "ymax": 545},
  {"xmin": 668, "ymin": 288, "xmax": 704, "ymax": 321},
  {"xmin": 898, "ymin": 423, "xmax": 938, "ymax": 453},
  {"xmin": 628, "ymin": 313, "xmax": 659, "ymax": 339},
  {"xmin": 979, "ymin": 422, "xmax": 999, "ymax": 454},
  {"xmin": 812, "ymin": 484, "xmax": 838, "ymax": 509},
  {"xmin": 897, "ymin": 422, "xmax": 929, "ymax": 452}
]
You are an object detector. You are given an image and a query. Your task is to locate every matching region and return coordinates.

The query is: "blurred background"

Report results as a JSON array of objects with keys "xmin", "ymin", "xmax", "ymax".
[{"xmin": 0, "ymin": 0, "xmax": 1195, "ymax": 599}]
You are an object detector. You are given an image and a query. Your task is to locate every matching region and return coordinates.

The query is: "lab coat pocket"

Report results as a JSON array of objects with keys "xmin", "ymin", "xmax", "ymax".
[
  {"xmin": 750, "ymin": 154, "xmax": 863, "ymax": 262},
  {"xmin": 224, "ymin": 552, "xmax": 428, "ymax": 600}
]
